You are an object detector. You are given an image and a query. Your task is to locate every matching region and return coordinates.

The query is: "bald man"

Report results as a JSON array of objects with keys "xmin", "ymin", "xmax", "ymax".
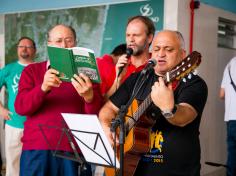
[{"xmin": 99, "ymin": 30, "xmax": 208, "ymax": 176}]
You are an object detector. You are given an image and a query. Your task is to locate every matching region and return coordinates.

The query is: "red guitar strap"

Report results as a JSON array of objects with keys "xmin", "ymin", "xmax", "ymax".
[{"xmin": 172, "ymin": 80, "xmax": 180, "ymax": 91}]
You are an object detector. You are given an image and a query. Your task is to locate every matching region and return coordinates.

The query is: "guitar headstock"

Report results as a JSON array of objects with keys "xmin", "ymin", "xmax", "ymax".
[{"xmin": 164, "ymin": 51, "xmax": 201, "ymax": 83}]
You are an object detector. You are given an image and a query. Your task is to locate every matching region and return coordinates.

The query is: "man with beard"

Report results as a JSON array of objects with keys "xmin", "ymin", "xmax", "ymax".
[
  {"xmin": 0, "ymin": 37, "xmax": 36, "ymax": 176},
  {"xmin": 103, "ymin": 15, "xmax": 155, "ymax": 97}
]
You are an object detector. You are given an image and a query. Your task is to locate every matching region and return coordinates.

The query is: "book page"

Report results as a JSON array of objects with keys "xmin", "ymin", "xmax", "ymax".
[{"xmin": 72, "ymin": 47, "xmax": 101, "ymax": 83}]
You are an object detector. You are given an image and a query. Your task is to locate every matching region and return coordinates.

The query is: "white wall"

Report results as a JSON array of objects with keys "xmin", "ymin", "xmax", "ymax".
[
  {"xmin": 164, "ymin": 0, "xmax": 178, "ymax": 30},
  {"xmin": 165, "ymin": 0, "xmax": 236, "ymax": 175}
]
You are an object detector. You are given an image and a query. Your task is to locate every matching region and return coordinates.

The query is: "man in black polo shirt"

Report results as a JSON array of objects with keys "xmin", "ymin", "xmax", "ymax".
[{"xmin": 99, "ymin": 30, "xmax": 208, "ymax": 176}]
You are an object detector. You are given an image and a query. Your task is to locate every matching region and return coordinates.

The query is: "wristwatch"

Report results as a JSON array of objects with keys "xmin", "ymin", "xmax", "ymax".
[{"xmin": 161, "ymin": 105, "xmax": 177, "ymax": 119}]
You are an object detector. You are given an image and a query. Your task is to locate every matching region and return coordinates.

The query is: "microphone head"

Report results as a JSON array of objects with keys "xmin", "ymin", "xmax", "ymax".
[
  {"xmin": 140, "ymin": 58, "xmax": 156, "ymax": 75},
  {"xmin": 126, "ymin": 48, "xmax": 133, "ymax": 57},
  {"xmin": 148, "ymin": 58, "xmax": 157, "ymax": 66}
]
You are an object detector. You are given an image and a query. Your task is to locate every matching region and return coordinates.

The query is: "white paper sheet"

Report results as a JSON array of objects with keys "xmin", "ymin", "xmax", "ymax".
[{"xmin": 62, "ymin": 113, "xmax": 120, "ymax": 168}]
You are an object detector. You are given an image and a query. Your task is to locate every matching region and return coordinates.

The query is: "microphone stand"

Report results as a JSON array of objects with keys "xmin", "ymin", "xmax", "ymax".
[{"xmin": 111, "ymin": 69, "xmax": 153, "ymax": 176}]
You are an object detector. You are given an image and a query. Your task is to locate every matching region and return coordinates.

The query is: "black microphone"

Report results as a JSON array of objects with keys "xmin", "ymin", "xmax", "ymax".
[
  {"xmin": 117, "ymin": 48, "xmax": 133, "ymax": 77},
  {"xmin": 141, "ymin": 58, "xmax": 157, "ymax": 75}
]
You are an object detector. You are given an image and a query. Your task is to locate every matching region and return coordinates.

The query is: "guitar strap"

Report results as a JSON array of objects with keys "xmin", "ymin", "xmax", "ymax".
[
  {"xmin": 228, "ymin": 66, "xmax": 236, "ymax": 92},
  {"xmin": 172, "ymin": 80, "xmax": 179, "ymax": 91}
]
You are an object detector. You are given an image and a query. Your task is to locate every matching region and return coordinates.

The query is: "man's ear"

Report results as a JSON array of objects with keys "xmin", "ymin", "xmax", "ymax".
[
  {"xmin": 148, "ymin": 34, "xmax": 154, "ymax": 46},
  {"xmin": 181, "ymin": 49, "xmax": 187, "ymax": 59}
]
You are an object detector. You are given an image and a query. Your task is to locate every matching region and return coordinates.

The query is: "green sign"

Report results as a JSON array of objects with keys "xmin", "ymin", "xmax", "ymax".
[{"xmin": 101, "ymin": 0, "xmax": 164, "ymax": 55}]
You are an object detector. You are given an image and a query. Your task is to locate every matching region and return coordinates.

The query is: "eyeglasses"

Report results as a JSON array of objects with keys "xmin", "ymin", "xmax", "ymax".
[
  {"xmin": 17, "ymin": 45, "xmax": 35, "ymax": 49},
  {"xmin": 48, "ymin": 37, "xmax": 75, "ymax": 45}
]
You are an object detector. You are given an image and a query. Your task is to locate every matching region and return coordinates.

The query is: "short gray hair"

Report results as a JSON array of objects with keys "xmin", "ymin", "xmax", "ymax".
[{"xmin": 175, "ymin": 31, "xmax": 185, "ymax": 50}]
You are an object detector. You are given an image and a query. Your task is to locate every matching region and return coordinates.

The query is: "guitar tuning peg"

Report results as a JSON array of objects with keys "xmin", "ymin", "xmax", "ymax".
[
  {"xmin": 182, "ymin": 78, "xmax": 187, "ymax": 82},
  {"xmin": 193, "ymin": 70, "xmax": 198, "ymax": 75},
  {"xmin": 188, "ymin": 73, "xmax": 192, "ymax": 79}
]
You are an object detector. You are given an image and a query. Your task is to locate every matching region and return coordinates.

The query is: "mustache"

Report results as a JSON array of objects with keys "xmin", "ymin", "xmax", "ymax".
[
  {"xmin": 128, "ymin": 40, "xmax": 149, "ymax": 56},
  {"xmin": 20, "ymin": 52, "xmax": 30, "ymax": 59}
]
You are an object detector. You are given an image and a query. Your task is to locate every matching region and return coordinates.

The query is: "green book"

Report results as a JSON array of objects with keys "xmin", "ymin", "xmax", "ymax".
[{"xmin": 47, "ymin": 46, "xmax": 101, "ymax": 83}]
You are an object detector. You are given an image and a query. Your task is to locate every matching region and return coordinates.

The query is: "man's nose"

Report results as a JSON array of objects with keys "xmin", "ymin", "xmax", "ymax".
[
  {"xmin": 127, "ymin": 36, "xmax": 135, "ymax": 43},
  {"xmin": 158, "ymin": 49, "xmax": 166, "ymax": 57},
  {"xmin": 61, "ymin": 41, "xmax": 67, "ymax": 48}
]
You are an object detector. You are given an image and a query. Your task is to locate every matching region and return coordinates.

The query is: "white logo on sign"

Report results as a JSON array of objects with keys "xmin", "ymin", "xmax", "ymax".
[
  {"xmin": 12, "ymin": 74, "xmax": 20, "ymax": 94},
  {"xmin": 140, "ymin": 4, "xmax": 153, "ymax": 17},
  {"xmin": 140, "ymin": 4, "xmax": 160, "ymax": 23}
]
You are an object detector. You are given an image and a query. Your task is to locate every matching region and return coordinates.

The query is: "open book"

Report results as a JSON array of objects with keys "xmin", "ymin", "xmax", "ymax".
[{"xmin": 47, "ymin": 46, "xmax": 101, "ymax": 83}]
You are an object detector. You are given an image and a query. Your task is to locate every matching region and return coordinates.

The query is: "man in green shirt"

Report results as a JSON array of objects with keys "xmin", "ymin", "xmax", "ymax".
[{"xmin": 0, "ymin": 37, "xmax": 36, "ymax": 176}]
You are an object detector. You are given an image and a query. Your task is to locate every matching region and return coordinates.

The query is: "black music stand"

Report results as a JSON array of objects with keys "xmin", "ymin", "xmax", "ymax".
[
  {"xmin": 39, "ymin": 113, "xmax": 119, "ymax": 169},
  {"xmin": 39, "ymin": 122, "xmax": 84, "ymax": 164}
]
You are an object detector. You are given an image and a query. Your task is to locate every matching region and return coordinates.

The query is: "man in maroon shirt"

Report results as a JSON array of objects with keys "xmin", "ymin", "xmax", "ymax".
[{"xmin": 15, "ymin": 24, "xmax": 103, "ymax": 176}]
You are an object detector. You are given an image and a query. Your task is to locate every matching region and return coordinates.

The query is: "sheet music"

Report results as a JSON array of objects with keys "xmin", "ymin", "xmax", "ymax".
[{"xmin": 62, "ymin": 113, "xmax": 120, "ymax": 168}]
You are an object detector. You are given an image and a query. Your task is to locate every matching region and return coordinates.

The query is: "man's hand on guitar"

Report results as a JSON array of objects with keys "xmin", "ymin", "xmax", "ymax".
[{"xmin": 151, "ymin": 77, "xmax": 175, "ymax": 111}]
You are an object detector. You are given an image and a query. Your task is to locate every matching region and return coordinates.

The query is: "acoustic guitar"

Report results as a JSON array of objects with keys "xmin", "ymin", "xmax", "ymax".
[{"xmin": 105, "ymin": 51, "xmax": 202, "ymax": 176}]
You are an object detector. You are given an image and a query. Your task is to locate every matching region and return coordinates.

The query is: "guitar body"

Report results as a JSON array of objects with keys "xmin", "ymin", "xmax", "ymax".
[{"xmin": 105, "ymin": 99, "xmax": 155, "ymax": 176}]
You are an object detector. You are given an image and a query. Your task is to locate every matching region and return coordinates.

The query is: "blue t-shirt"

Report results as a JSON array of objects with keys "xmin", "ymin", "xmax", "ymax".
[{"xmin": 0, "ymin": 61, "xmax": 27, "ymax": 128}]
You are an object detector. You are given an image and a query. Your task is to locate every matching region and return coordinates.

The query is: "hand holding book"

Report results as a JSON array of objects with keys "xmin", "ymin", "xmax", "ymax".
[
  {"xmin": 41, "ymin": 68, "xmax": 62, "ymax": 92},
  {"xmin": 71, "ymin": 73, "xmax": 94, "ymax": 103}
]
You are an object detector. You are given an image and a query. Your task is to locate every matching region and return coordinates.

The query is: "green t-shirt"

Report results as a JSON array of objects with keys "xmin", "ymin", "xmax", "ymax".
[{"xmin": 0, "ymin": 61, "xmax": 28, "ymax": 129}]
